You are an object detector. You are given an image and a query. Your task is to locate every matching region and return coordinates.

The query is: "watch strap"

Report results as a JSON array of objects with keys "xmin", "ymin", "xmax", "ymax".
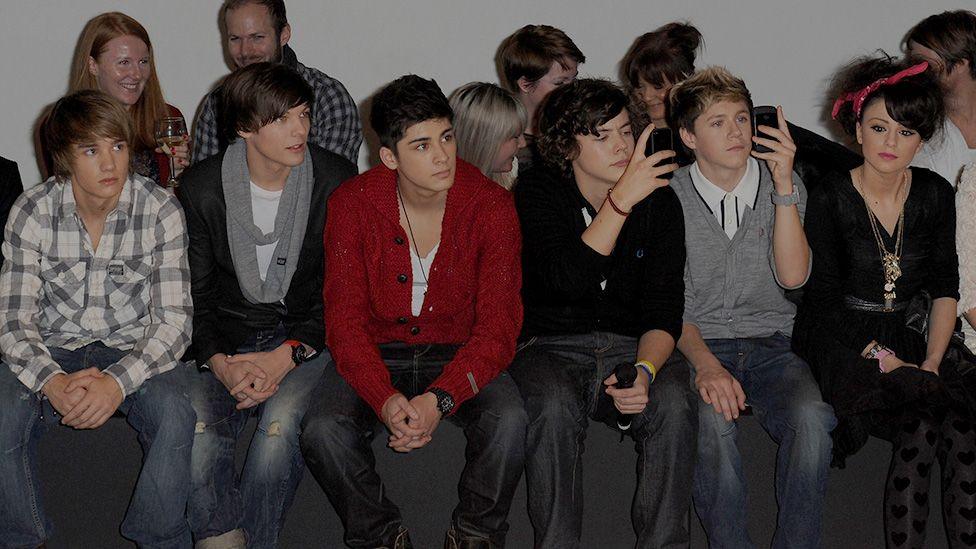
[{"xmin": 284, "ymin": 339, "xmax": 312, "ymax": 365}]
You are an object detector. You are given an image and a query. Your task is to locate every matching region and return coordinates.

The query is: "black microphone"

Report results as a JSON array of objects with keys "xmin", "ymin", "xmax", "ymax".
[{"xmin": 611, "ymin": 362, "xmax": 639, "ymax": 431}]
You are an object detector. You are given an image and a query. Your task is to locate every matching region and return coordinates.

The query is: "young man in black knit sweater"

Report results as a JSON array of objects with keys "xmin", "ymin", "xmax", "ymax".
[{"xmin": 509, "ymin": 78, "xmax": 697, "ymax": 549}]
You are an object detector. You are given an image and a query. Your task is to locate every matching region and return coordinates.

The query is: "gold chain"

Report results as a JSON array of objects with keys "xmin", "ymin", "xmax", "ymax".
[{"xmin": 855, "ymin": 169, "xmax": 908, "ymax": 311}]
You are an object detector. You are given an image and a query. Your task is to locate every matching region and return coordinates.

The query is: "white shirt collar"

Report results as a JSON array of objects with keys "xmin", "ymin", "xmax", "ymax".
[{"xmin": 689, "ymin": 157, "xmax": 760, "ymax": 212}]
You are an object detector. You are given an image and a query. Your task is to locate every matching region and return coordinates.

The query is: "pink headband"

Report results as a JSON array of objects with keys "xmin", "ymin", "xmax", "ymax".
[{"xmin": 830, "ymin": 61, "xmax": 929, "ymax": 120}]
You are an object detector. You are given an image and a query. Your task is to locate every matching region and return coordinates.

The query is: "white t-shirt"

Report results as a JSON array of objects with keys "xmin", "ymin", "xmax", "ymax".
[
  {"xmin": 250, "ymin": 181, "xmax": 282, "ymax": 281},
  {"xmin": 410, "ymin": 243, "xmax": 438, "ymax": 317},
  {"xmin": 915, "ymin": 119, "xmax": 976, "ymax": 188}
]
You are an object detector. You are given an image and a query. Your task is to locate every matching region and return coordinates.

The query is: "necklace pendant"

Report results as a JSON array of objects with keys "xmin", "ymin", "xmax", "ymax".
[
  {"xmin": 883, "ymin": 288, "xmax": 897, "ymax": 311},
  {"xmin": 884, "ymin": 282, "xmax": 895, "ymax": 292},
  {"xmin": 882, "ymin": 253, "xmax": 901, "ymax": 282}
]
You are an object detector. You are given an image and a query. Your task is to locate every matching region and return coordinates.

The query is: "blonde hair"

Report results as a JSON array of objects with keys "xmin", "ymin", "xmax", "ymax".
[
  {"xmin": 69, "ymin": 12, "xmax": 168, "ymax": 152},
  {"xmin": 668, "ymin": 66, "xmax": 752, "ymax": 133},
  {"xmin": 449, "ymin": 82, "xmax": 527, "ymax": 189}
]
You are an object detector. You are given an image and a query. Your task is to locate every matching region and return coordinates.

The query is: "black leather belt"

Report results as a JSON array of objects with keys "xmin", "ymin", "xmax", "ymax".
[{"xmin": 843, "ymin": 295, "xmax": 908, "ymax": 313}]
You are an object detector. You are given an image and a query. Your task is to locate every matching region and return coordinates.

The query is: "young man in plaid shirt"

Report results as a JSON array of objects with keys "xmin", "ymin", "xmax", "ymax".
[{"xmin": 0, "ymin": 90, "xmax": 195, "ymax": 547}]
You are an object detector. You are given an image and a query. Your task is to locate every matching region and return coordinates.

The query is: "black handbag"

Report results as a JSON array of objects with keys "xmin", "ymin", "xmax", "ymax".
[{"xmin": 904, "ymin": 291, "xmax": 976, "ymax": 370}]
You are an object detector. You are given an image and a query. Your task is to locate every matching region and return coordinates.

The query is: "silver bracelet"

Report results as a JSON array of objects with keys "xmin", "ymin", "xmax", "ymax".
[{"xmin": 771, "ymin": 186, "xmax": 799, "ymax": 206}]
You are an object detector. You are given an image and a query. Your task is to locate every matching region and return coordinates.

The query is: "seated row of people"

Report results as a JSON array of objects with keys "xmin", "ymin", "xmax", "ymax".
[
  {"xmin": 4, "ymin": 48, "xmax": 975, "ymax": 548},
  {"xmin": 4, "ymin": 5, "xmax": 976, "ymax": 549}
]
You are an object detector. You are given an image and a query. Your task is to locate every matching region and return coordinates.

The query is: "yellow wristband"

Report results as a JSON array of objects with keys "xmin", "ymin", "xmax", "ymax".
[{"xmin": 635, "ymin": 360, "xmax": 657, "ymax": 384}]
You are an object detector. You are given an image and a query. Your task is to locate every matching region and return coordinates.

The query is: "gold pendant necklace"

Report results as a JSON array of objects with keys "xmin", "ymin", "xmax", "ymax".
[{"xmin": 856, "ymin": 169, "xmax": 908, "ymax": 312}]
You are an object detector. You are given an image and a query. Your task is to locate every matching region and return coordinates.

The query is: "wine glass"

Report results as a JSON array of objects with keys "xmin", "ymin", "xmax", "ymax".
[{"xmin": 155, "ymin": 116, "xmax": 188, "ymax": 189}]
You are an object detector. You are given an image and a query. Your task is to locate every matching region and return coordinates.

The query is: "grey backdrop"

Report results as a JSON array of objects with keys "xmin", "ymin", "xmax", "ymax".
[{"xmin": 0, "ymin": 0, "xmax": 963, "ymax": 182}]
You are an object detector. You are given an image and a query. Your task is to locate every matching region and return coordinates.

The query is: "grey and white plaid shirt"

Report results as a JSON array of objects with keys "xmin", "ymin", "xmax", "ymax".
[
  {"xmin": 192, "ymin": 46, "xmax": 362, "ymax": 165},
  {"xmin": 0, "ymin": 175, "xmax": 192, "ymax": 396}
]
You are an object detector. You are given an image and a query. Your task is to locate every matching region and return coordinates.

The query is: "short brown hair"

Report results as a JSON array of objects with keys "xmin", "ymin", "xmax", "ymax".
[
  {"xmin": 44, "ymin": 90, "xmax": 134, "ymax": 181},
  {"xmin": 220, "ymin": 62, "xmax": 314, "ymax": 141},
  {"xmin": 496, "ymin": 25, "xmax": 585, "ymax": 91},
  {"xmin": 905, "ymin": 10, "xmax": 976, "ymax": 79},
  {"xmin": 222, "ymin": 0, "xmax": 288, "ymax": 36},
  {"xmin": 668, "ymin": 66, "xmax": 752, "ymax": 133}
]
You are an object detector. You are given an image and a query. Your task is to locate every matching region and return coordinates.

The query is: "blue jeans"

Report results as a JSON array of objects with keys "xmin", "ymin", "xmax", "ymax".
[
  {"xmin": 187, "ymin": 326, "xmax": 326, "ymax": 549},
  {"xmin": 0, "ymin": 342, "xmax": 195, "ymax": 549},
  {"xmin": 508, "ymin": 332, "xmax": 699, "ymax": 549},
  {"xmin": 300, "ymin": 343, "xmax": 527, "ymax": 548},
  {"xmin": 689, "ymin": 334, "xmax": 836, "ymax": 549}
]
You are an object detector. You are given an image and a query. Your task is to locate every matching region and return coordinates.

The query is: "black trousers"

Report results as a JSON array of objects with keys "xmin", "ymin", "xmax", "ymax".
[{"xmin": 300, "ymin": 343, "xmax": 528, "ymax": 548}]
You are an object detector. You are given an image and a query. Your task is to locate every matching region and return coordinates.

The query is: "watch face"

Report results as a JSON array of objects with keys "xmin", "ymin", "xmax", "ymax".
[
  {"xmin": 438, "ymin": 395, "xmax": 455, "ymax": 414},
  {"xmin": 293, "ymin": 345, "xmax": 308, "ymax": 363}
]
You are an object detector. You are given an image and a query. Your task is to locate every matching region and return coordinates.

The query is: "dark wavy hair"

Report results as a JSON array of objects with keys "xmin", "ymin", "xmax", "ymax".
[
  {"xmin": 830, "ymin": 53, "xmax": 945, "ymax": 141},
  {"xmin": 621, "ymin": 22, "xmax": 702, "ymax": 91},
  {"xmin": 537, "ymin": 78, "xmax": 632, "ymax": 176},
  {"xmin": 370, "ymin": 75, "xmax": 454, "ymax": 152}
]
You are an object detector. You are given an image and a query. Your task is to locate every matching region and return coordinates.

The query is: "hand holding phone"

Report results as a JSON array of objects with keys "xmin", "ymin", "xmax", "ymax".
[
  {"xmin": 752, "ymin": 106, "xmax": 778, "ymax": 153},
  {"xmin": 644, "ymin": 128, "xmax": 675, "ymax": 180}
]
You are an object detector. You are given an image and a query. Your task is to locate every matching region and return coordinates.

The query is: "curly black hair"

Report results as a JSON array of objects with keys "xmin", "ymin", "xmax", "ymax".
[
  {"xmin": 830, "ymin": 53, "xmax": 945, "ymax": 141},
  {"xmin": 537, "ymin": 78, "xmax": 635, "ymax": 176}
]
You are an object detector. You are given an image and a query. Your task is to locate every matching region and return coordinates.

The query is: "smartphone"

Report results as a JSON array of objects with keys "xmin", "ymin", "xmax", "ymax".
[
  {"xmin": 644, "ymin": 127, "xmax": 674, "ymax": 180},
  {"xmin": 752, "ymin": 105, "xmax": 778, "ymax": 153}
]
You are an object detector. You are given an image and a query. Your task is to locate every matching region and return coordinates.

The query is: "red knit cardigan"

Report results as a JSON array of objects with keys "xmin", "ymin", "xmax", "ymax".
[{"xmin": 323, "ymin": 159, "xmax": 523, "ymax": 417}]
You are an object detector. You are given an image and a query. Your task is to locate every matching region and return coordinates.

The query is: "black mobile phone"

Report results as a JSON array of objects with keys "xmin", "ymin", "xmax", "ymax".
[
  {"xmin": 752, "ymin": 105, "xmax": 778, "ymax": 153},
  {"xmin": 644, "ymin": 127, "xmax": 674, "ymax": 180}
]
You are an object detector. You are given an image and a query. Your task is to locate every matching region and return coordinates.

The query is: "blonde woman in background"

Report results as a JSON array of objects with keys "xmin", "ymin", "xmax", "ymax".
[{"xmin": 449, "ymin": 82, "xmax": 527, "ymax": 189}]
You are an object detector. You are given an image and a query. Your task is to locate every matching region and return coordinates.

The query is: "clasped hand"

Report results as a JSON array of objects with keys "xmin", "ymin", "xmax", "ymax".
[
  {"xmin": 381, "ymin": 392, "xmax": 442, "ymax": 453},
  {"xmin": 41, "ymin": 368, "xmax": 123, "ymax": 429},
  {"xmin": 210, "ymin": 344, "xmax": 294, "ymax": 409}
]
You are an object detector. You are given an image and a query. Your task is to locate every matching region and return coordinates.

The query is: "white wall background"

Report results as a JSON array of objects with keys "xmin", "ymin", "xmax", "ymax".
[{"xmin": 0, "ymin": 0, "xmax": 963, "ymax": 185}]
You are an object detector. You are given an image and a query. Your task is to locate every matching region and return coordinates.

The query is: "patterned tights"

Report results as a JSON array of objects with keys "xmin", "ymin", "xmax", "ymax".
[{"xmin": 885, "ymin": 409, "xmax": 976, "ymax": 548}]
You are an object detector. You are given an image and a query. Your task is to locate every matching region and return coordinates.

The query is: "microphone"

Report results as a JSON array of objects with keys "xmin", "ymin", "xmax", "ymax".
[{"xmin": 611, "ymin": 362, "xmax": 639, "ymax": 431}]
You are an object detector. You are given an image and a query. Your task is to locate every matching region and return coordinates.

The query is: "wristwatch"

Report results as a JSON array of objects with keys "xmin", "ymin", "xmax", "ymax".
[
  {"xmin": 284, "ymin": 339, "xmax": 313, "ymax": 366},
  {"xmin": 428, "ymin": 387, "xmax": 456, "ymax": 415},
  {"xmin": 770, "ymin": 186, "xmax": 800, "ymax": 206}
]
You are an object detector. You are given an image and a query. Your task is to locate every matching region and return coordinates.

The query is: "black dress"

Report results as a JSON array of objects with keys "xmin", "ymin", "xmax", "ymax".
[{"xmin": 792, "ymin": 167, "xmax": 969, "ymax": 463}]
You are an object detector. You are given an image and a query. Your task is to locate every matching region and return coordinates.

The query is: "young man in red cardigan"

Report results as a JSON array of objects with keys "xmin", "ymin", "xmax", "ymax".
[{"xmin": 300, "ymin": 75, "xmax": 527, "ymax": 549}]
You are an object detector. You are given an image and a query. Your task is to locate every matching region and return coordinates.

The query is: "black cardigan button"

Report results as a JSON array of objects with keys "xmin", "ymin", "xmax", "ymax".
[
  {"xmin": 397, "ymin": 316, "xmax": 408, "ymax": 324},
  {"xmin": 397, "ymin": 274, "xmax": 408, "ymax": 283},
  {"xmin": 394, "ymin": 236, "xmax": 405, "ymax": 245},
  {"xmin": 410, "ymin": 326, "xmax": 421, "ymax": 335}
]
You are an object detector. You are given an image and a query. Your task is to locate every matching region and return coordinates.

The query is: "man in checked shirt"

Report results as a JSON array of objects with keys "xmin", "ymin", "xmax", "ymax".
[
  {"xmin": 192, "ymin": 0, "xmax": 362, "ymax": 165},
  {"xmin": 0, "ymin": 90, "xmax": 195, "ymax": 548}
]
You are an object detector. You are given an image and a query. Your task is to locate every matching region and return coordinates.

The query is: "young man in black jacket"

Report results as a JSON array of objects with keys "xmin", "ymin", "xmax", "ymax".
[
  {"xmin": 178, "ymin": 62, "xmax": 357, "ymax": 549},
  {"xmin": 510, "ymin": 78, "xmax": 697, "ymax": 548}
]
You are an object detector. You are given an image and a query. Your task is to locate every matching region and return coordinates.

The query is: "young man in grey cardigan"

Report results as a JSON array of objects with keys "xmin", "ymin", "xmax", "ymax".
[{"xmin": 668, "ymin": 67, "xmax": 836, "ymax": 549}]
